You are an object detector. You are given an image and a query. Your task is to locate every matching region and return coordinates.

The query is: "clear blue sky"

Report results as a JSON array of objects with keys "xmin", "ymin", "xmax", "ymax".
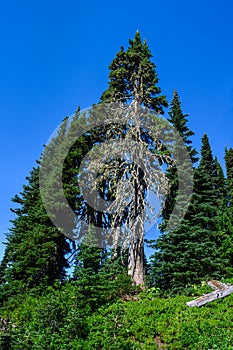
[{"xmin": 1, "ymin": 0, "xmax": 233, "ymax": 260}]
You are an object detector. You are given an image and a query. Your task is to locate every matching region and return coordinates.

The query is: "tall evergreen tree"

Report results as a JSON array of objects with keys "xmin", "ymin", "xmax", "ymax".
[
  {"xmin": 225, "ymin": 147, "xmax": 233, "ymax": 207},
  {"xmin": 217, "ymin": 147, "xmax": 233, "ymax": 276},
  {"xmin": 0, "ymin": 166, "xmax": 71, "ymax": 301},
  {"xmin": 73, "ymin": 226, "xmax": 132, "ymax": 310},
  {"xmin": 150, "ymin": 134, "xmax": 224, "ymax": 291},
  {"xmin": 0, "ymin": 117, "xmax": 88, "ymax": 300},
  {"xmin": 160, "ymin": 89, "xmax": 198, "ymax": 227},
  {"xmin": 100, "ymin": 31, "xmax": 168, "ymax": 285}
]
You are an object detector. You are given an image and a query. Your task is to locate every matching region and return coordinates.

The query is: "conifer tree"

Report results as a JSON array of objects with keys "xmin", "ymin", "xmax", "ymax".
[
  {"xmin": 150, "ymin": 134, "xmax": 224, "ymax": 291},
  {"xmin": 160, "ymin": 90, "xmax": 198, "ymax": 227},
  {"xmin": 217, "ymin": 147, "xmax": 233, "ymax": 276},
  {"xmin": 225, "ymin": 147, "xmax": 233, "ymax": 206},
  {"xmin": 0, "ymin": 166, "xmax": 71, "ymax": 300},
  {"xmin": 168, "ymin": 90, "xmax": 198, "ymax": 163},
  {"xmin": 0, "ymin": 117, "xmax": 87, "ymax": 300},
  {"xmin": 73, "ymin": 226, "xmax": 132, "ymax": 309},
  {"xmin": 100, "ymin": 31, "xmax": 168, "ymax": 285},
  {"xmin": 212, "ymin": 156, "xmax": 226, "ymax": 202}
]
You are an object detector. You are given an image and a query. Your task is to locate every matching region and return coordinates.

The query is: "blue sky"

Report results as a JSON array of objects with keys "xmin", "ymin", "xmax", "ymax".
[{"xmin": 0, "ymin": 0, "xmax": 233, "ymax": 260}]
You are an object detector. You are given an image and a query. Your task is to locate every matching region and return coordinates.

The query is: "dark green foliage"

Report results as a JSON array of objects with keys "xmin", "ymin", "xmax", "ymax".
[
  {"xmin": 73, "ymin": 228, "xmax": 134, "ymax": 310},
  {"xmin": 101, "ymin": 31, "xmax": 168, "ymax": 113},
  {"xmin": 168, "ymin": 89, "xmax": 198, "ymax": 164},
  {"xmin": 216, "ymin": 147, "xmax": 233, "ymax": 277},
  {"xmin": 149, "ymin": 91, "xmax": 198, "ymax": 290},
  {"xmin": 151, "ymin": 134, "xmax": 225, "ymax": 292},
  {"xmin": 0, "ymin": 167, "xmax": 71, "ymax": 301},
  {"xmin": 161, "ymin": 90, "xmax": 198, "ymax": 227},
  {"xmin": 225, "ymin": 147, "xmax": 233, "ymax": 206}
]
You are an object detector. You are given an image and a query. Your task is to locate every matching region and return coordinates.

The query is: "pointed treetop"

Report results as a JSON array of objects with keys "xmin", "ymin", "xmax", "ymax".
[
  {"xmin": 100, "ymin": 33, "xmax": 168, "ymax": 113},
  {"xmin": 200, "ymin": 133, "xmax": 213, "ymax": 160},
  {"xmin": 168, "ymin": 89, "xmax": 198, "ymax": 163}
]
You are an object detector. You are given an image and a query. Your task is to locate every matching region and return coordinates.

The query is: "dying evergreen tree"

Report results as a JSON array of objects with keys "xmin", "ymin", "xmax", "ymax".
[
  {"xmin": 100, "ymin": 31, "xmax": 168, "ymax": 285},
  {"xmin": 151, "ymin": 134, "xmax": 224, "ymax": 291}
]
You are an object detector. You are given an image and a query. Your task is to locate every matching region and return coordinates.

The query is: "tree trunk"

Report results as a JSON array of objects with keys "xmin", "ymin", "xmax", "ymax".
[
  {"xmin": 127, "ymin": 101, "xmax": 146, "ymax": 286},
  {"xmin": 128, "ymin": 218, "xmax": 144, "ymax": 285},
  {"xmin": 111, "ymin": 226, "xmax": 121, "ymax": 260}
]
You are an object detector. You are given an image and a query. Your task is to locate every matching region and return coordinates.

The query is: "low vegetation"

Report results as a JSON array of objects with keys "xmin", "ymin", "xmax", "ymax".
[{"xmin": 1, "ymin": 278, "xmax": 233, "ymax": 349}]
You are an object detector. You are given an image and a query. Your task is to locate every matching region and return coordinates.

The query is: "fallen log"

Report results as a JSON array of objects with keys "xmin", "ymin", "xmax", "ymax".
[{"xmin": 186, "ymin": 280, "xmax": 233, "ymax": 307}]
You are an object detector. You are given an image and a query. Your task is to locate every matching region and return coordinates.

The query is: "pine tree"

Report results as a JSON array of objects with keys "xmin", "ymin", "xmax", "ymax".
[
  {"xmin": 225, "ymin": 147, "xmax": 233, "ymax": 206},
  {"xmin": 217, "ymin": 147, "xmax": 233, "ymax": 276},
  {"xmin": 212, "ymin": 156, "xmax": 226, "ymax": 202},
  {"xmin": 0, "ymin": 117, "xmax": 88, "ymax": 300},
  {"xmin": 0, "ymin": 246, "xmax": 9, "ymax": 285},
  {"xmin": 0, "ymin": 166, "xmax": 71, "ymax": 300},
  {"xmin": 160, "ymin": 89, "xmax": 198, "ymax": 227},
  {"xmin": 148, "ymin": 91, "xmax": 197, "ymax": 290},
  {"xmin": 151, "ymin": 134, "xmax": 224, "ymax": 291},
  {"xmin": 99, "ymin": 31, "xmax": 168, "ymax": 285}
]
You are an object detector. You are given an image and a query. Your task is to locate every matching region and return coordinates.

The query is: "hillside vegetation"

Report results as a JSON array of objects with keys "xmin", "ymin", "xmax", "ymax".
[{"xmin": 1, "ymin": 279, "xmax": 233, "ymax": 349}]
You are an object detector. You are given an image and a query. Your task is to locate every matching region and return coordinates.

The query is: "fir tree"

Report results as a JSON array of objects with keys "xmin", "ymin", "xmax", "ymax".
[
  {"xmin": 217, "ymin": 147, "xmax": 233, "ymax": 276},
  {"xmin": 0, "ymin": 166, "xmax": 71, "ymax": 300},
  {"xmin": 99, "ymin": 31, "xmax": 168, "ymax": 285},
  {"xmin": 0, "ymin": 117, "xmax": 89, "ymax": 300},
  {"xmin": 151, "ymin": 134, "xmax": 224, "ymax": 291},
  {"xmin": 225, "ymin": 147, "xmax": 233, "ymax": 207},
  {"xmin": 161, "ymin": 89, "xmax": 198, "ymax": 227}
]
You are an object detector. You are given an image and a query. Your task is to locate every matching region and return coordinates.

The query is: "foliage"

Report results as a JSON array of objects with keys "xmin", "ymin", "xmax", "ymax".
[
  {"xmin": 0, "ymin": 166, "xmax": 71, "ymax": 302},
  {"xmin": 151, "ymin": 134, "xmax": 226, "ymax": 292},
  {"xmin": 100, "ymin": 31, "xmax": 168, "ymax": 113},
  {"xmin": 1, "ymin": 280, "xmax": 233, "ymax": 349}
]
